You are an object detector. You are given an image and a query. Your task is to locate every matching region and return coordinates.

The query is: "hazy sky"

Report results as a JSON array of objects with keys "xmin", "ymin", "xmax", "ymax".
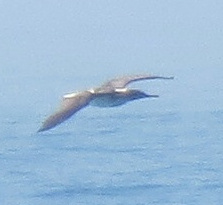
[{"xmin": 0, "ymin": 0, "xmax": 223, "ymax": 113}]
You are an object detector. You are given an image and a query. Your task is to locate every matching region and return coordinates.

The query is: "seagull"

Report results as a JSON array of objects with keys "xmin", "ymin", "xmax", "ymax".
[{"xmin": 38, "ymin": 74, "xmax": 173, "ymax": 132}]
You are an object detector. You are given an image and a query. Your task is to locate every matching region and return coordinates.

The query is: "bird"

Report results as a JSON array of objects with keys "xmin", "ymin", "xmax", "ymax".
[{"xmin": 38, "ymin": 74, "xmax": 174, "ymax": 132}]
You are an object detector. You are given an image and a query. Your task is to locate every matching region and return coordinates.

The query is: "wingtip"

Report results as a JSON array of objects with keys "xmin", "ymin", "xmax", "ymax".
[
  {"xmin": 37, "ymin": 128, "xmax": 44, "ymax": 133},
  {"xmin": 151, "ymin": 76, "xmax": 174, "ymax": 80},
  {"xmin": 37, "ymin": 126, "xmax": 49, "ymax": 133},
  {"xmin": 163, "ymin": 76, "xmax": 174, "ymax": 80}
]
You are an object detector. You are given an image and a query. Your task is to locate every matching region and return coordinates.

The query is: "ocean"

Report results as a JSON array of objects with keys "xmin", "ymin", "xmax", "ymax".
[
  {"xmin": 1, "ymin": 1, "xmax": 223, "ymax": 204},
  {"xmin": 1, "ymin": 73, "xmax": 222, "ymax": 205}
]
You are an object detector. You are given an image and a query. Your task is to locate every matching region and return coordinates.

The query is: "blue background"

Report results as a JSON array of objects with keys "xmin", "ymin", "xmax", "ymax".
[{"xmin": 0, "ymin": 1, "xmax": 223, "ymax": 204}]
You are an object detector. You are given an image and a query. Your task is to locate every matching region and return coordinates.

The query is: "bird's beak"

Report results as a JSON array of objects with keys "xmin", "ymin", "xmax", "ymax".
[{"xmin": 146, "ymin": 94, "xmax": 159, "ymax": 98}]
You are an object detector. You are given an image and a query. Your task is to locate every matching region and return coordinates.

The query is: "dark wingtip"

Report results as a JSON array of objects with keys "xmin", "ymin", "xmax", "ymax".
[
  {"xmin": 163, "ymin": 76, "xmax": 174, "ymax": 80},
  {"xmin": 37, "ymin": 128, "xmax": 44, "ymax": 133},
  {"xmin": 37, "ymin": 126, "xmax": 48, "ymax": 133}
]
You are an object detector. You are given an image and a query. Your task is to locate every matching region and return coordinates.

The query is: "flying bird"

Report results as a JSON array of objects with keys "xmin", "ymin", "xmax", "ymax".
[{"xmin": 38, "ymin": 74, "xmax": 173, "ymax": 132}]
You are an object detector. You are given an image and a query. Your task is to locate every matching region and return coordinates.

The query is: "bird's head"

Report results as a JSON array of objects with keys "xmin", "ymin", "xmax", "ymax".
[{"xmin": 128, "ymin": 89, "xmax": 159, "ymax": 100}]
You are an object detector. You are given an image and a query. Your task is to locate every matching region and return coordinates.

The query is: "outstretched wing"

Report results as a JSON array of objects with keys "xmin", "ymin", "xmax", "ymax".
[
  {"xmin": 100, "ymin": 74, "xmax": 174, "ymax": 89},
  {"xmin": 38, "ymin": 91, "xmax": 93, "ymax": 132}
]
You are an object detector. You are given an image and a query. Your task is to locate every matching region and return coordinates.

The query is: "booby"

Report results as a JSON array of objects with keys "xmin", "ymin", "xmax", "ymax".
[{"xmin": 38, "ymin": 74, "xmax": 173, "ymax": 132}]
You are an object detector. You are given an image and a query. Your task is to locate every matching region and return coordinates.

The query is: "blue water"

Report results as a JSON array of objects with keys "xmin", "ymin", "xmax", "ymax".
[
  {"xmin": 1, "ymin": 1, "xmax": 223, "ymax": 204},
  {"xmin": 1, "ymin": 78, "xmax": 223, "ymax": 205}
]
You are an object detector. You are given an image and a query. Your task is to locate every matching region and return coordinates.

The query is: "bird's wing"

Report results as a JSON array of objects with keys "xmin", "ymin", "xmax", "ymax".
[
  {"xmin": 38, "ymin": 91, "xmax": 93, "ymax": 132},
  {"xmin": 100, "ymin": 74, "xmax": 174, "ymax": 89}
]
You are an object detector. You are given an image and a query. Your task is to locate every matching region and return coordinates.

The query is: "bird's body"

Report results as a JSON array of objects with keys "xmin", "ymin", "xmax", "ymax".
[
  {"xmin": 90, "ymin": 92, "xmax": 128, "ymax": 107},
  {"xmin": 90, "ymin": 88, "xmax": 155, "ymax": 107},
  {"xmin": 38, "ymin": 74, "xmax": 173, "ymax": 132}
]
